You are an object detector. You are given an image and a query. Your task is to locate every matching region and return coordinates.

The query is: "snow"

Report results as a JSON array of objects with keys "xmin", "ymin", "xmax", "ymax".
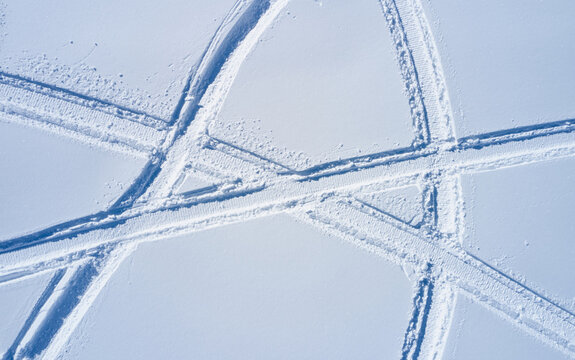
[
  {"xmin": 0, "ymin": 272, "xmax": 53, "ymax": 355},
  {"xmin": 422, "ymin": 0, "xmax": 575, "ymax": 136},
  {"xmin": 0, "ymin": 0, "xmax": 237, "ymax": 119},
  {"xmin": 0, "ymin": 0, "xmax": 574, "ymax": 359},
  {"xmin": 0, "ymin": 121, "xmax": 145, "ymax": 240},
  {"xmin": 463, "ymin": 157, "xmax": 575, "ymax": 311},
  {"xmin": 61, "ymin": 215, "xmax": 412, "ymax": 359},
  {"xmin": 211, "ymin": 0, "xmax": 414, "ymax": 169},
  {"xmin": 443, "ymin": 295, "xmax": 569, "ymax": 360},
  {"xmin": 175, "ymin": 172, "xmax": 215, "ymax": 195},
  {"xmin": 355, "ymin": 185, "xmax": 423, "ymax": 228}
]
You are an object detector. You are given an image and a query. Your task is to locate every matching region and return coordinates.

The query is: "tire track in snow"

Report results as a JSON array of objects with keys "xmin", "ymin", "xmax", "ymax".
[
  {"xmin": 301, "ymin": 199, "xmax": 575, "ymax": 358},
  {"xmin": 3, "ymin": 269, "xmax": 66, "ymax": 360},
  {"xmin": 4, "ymin": 244, "xmax": 134, "ymax": 360},
  {"xmin": 109, "ymin": 0, "xmax": 275, "ymax": 209},
  {"xmin": 0, "ymin": 72, "xmax": 167, "ymax": 157},
  {"xmin": 0, "ymin": 2, "xmax": 283, "ymax": 358},
  {"xmin": 379, "ymin": 0, "xmax": 430, "ymax": 147},
  {"xmin": 1, "ymin": 121, "xmax": 574, "ymax": 272},
  {"xmin": 1, "ymin": 0, "xmax": 575, "ymax": 357},
  {"xmin": 401, "ymin": 267, "xmax": 434, "ymax": 360},
  {"xmin": 295, "ymin": 118, "xmax": 575, "ymax": 181},
  {"xmin": 140, "ymin": 0, "xmax": 290, "ymax": 202},
  {"xmin": 0, "ymin": 72, "xmax": 166, "ymax": 128}
]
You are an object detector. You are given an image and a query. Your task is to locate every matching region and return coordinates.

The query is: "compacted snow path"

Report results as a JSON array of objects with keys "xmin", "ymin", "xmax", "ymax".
[{"xmin": 0, "ymin": 0, "xmax": 574, "ymax": 359}]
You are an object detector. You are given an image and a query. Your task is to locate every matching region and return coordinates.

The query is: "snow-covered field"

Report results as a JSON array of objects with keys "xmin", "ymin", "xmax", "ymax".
[{"xmin": 0, "ymin": 0, "xmax": 574, "ymax": 359}]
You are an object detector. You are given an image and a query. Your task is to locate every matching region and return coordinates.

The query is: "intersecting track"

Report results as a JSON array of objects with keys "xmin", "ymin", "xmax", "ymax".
[{"xmin": 1, "ymin": 0, "xmax": 575, "ymax": 359}]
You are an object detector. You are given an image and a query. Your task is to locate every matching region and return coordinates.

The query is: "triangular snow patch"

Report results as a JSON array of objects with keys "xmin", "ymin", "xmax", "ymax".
[
  {"xmin": 211, "ymin": 0, "xmax": 415, "ymax": 170},
  {"xmin": 0, "ymin": 271, "xmax": 54, "ymax": 356},
  {"xmin": 176, "ymin": 173, "xmax": 215, "ymax": 195},
  {"xmin": 356, "ymin": 185, "xmax": 422, "ymax": 227}
]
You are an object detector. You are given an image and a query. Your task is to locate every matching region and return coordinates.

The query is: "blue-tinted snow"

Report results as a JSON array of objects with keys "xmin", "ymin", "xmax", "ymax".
[
  {"xmin": 0, "ymin": 272, "xmax": 53, "ymax": 357},
  {"xmin": 0, "ymin": 121, "xmax": 145, "ymax": 239},
  {"xmin": 62, "ymin": 215, "xmax": 413, "ymax": 360},
  {"xmin": 423, "ymin": 0, "xmax": 575, "ymax": 136},
  {"xmin": 355, "ymin": 185, "xmax": 423, "ymax": 228},
  {"xmin": 211, "ymin": 0, "xmax": 414, "ymax": 170},
  {"xmin": 463, "ymin": 157, "xmax": 575, "ymax": 311},
  {"xmin": 1, "ymin": 0, "xmax": 575, "ymax": 358},
  {"xmin": 444, "ymin": 295, "xmax": 569, "ymax": 360},
  {"xmin": 0, "ymin": 0, "xmax": 236, "ymax": 119}
]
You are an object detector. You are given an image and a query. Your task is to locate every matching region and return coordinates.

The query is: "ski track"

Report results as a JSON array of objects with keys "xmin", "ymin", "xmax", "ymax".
[
  {"xmin": 401, "ymin": 267, "xmax": 434, "ymax": 360},
  {"xmin": 1, "ymin": 0, "xmax": 574, "ymax": 359}
]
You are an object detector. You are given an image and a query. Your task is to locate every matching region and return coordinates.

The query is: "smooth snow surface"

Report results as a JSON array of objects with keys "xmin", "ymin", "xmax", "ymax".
[
  {"xmin": 1, "ymin": 0, "xmax": 575, "ymax": 359},
  {"xmin": 62, "ymin": 216, "xmax": 412, "ymax": 360},
  {"xmin": 0, "ymin": 121, "xmax": 145, "ymax": 239},
  {"xmin": 444, "ymin": 295, "xmax": 569, "ymax": 360},
  {"xmin": 423, "ymin": 0, "xmax": 575, "ymax": 136},
  {"xmin": 463, "ymin": 157, "xmax": 575, "ymax": 311},
  {"xmin": 0, "ymin": 272, "xmax": 53, "ymax": 356},
  {"xmin": 175, "ymin": 172, "xmax": 215, "ymax": 195}
]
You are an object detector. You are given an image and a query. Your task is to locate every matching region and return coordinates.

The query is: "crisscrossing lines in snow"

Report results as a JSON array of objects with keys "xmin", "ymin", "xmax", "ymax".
[{"xmin": 1, "ymin": 0, "xmax": 575, "ymax": 359}]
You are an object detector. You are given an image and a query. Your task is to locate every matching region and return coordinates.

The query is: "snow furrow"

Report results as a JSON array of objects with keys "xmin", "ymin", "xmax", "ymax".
[{"xmin": 380, "ymin": 0, "xmax": 430, "ymax": 146}]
